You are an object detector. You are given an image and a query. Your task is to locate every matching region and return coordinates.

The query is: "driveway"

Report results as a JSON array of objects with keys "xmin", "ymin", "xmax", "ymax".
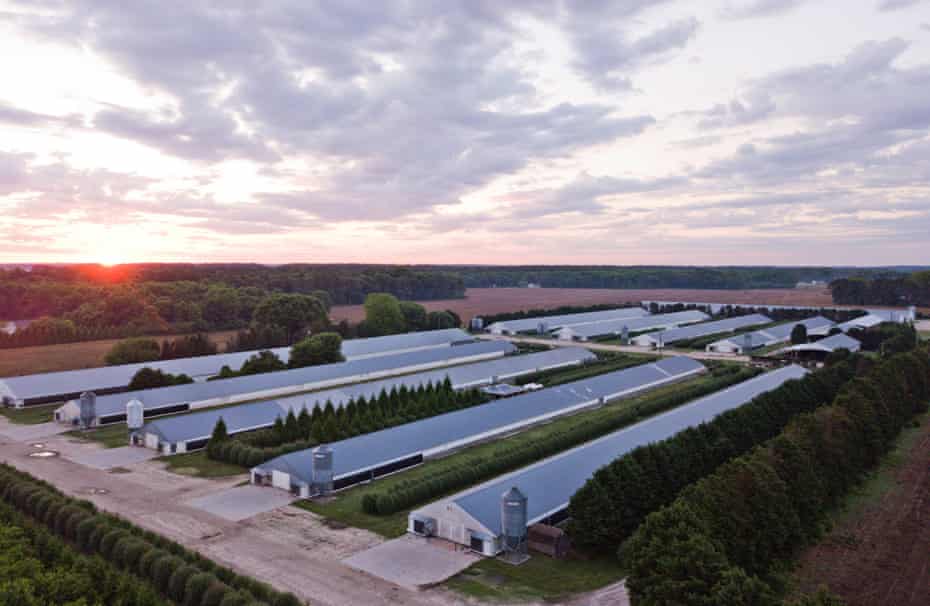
[
  {"xmin": 64, "ymin": 445, "xmax": 158, "ymax": 470},
  {"xmin": 343, "ymin": 535, "xmax": 480, "ymax": 590},
  {"xmin": 186, "ymin": 485, "xmax": 294, "ymax": 521},
  {"xmin": 0, "ymin": 420, "xmax": 69, "ymax": 443}
]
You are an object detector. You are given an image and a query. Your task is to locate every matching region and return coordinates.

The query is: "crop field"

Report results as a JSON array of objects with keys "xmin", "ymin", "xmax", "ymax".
[
  {"xmin": 329, "ymin": 286, "xmax": 838, "ymax": 323},
  {"xmin": 0, "ymin": 330, "xmax": 240, "ymax": 378}
]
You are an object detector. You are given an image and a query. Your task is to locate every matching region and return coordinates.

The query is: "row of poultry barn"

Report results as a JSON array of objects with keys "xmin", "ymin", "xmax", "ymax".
[{"xmin": 2, "ymin": 302, "xmax": 906, "ymax": 560}]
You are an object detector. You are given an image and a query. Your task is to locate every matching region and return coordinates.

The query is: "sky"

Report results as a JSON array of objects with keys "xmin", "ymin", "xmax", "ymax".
[{"xmin": 1, "ymin": 0, "xmax": 929, "ymax": 266}]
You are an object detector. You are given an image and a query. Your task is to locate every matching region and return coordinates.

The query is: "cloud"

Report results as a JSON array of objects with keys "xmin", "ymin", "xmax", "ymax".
[
  {"xmin": 721, "ymin": 0, "xmax": 809, "ymax": 19},
  {"xmin": 696, "ymin": 39, "xmax": 930, "ymax": 184},
  {"xmin": 877, "ymin": 0, "xmax": 926, "ymax": 11},
  {"xmin": 569, "ymin": 16, "xmax": 702, "ymax": 90}
]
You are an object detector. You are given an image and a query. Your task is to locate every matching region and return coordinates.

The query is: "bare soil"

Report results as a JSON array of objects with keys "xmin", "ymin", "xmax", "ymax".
[
  {"xmin": 791, "ymin": 416, "xmax": 930, "ymax": 606},
  {"xmin": 0, "ymin": 330, "xmax": 240, "ymax": 378},
  {"xmin": 330, "ymin": 287, "xmax": 838, "ymax": 324}
]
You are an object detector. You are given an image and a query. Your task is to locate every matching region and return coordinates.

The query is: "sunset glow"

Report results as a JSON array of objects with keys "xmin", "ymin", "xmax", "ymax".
[{"xmin": 0, "ymin": 1, "xmax": 928, "ymax": 265}]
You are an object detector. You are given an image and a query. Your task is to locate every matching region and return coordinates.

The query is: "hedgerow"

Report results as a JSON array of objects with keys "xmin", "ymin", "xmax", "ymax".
[
  {"xmin": 207, "ymin": 378, "xmax": 487, "ymax": 468},
  {"xmin": 0, "ymin": 463, "xmax": 305, "ymax": 606},
  {"xmin": 621, "ymin": 347, "xmax": 930, "ymax": 606},
  {"xmin": 567, "ymin": 357, "xmax": 861, "ymax": 553},
  {"xmin": 363, "ymin": 365, "xmax": 759, "ymax": 515}
]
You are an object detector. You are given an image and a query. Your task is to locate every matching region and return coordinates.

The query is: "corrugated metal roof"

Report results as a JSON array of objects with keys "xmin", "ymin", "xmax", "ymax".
[
  {"xmin": 257, "ymin": 357, "xmax": 706, "ymax": 486},
  {"xmin": 274, "ymin": 347, "xmax": 597, "ymax": 414},
  {"xmin": 74, "ymin": 341, "xmax": 515, "ymax": 419},
  {"xmin": 715, "ymin": 316, "xmax": 835, "ymax": 350},
  {"xmin": 487, "ymin": 307, "xmax": 648, "ymax": 333},
  {"xmin": 442, "ymin": 364, "xmax": 808, "ymax": 534},
  {"xmin": 0, "ymin": 328, "xmax": 474, "ymax": 402},
  {"xmin": 141, "ymin": 401, "xmax": 285, "ymax": 444},
  {"xmin": 782, "ymin": 333, "xmax": 861, "ymax": 353},
  {"xmin": 143, "ymin": 348, "xmax": 597, "ymax": 445},
  {"xmin": 340, "ymin": 329, "xmax": 471, "ymax": 358},
  {"xmin": 557, "ymin": 310, "xmax": 710, "ymax": 339},
  {"xmin": 637, "ymin": 314, "xmax": 772, "ymax": 344}
]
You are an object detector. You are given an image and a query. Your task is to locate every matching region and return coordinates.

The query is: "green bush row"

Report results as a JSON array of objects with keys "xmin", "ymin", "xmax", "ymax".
[
  {"xmin": 362, "ymin": 365, "xmax": 758, "ymax": 515},
  {"xmin": 207, "ymin": 379, "xmax": 487, "ymax": 468},
  {"xmin": 0, "ymin": 464, "xmax": 304, "ymax": 606},
  {"xmin": 0, "ymin": 499, "xmax": 168, "ymax": 605},
  {"xmin": 622, "ymin": 347, "xmax": 930, "ymax": 606},
  {"xmin": 567, "ymin": 355, "xmax": 862, "ymax": 553}
]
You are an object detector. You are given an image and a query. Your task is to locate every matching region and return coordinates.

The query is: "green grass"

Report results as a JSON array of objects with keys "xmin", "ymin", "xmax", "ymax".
[
  {"xmin": 446, "ymin": 554, "xmax": 624, "ymax": 602},
  {"xmin": 829, "ymin": 410, "xmax": 928, "ymax": 528},
  {"xmin": 919, "ymin": 331, "xmax": 930, "ymax": 342},
  {"xmin": 64, "ymin": 423, "xmax": 131, "ymax": 448},
  {"xmin": 156, "ymin": 450, "xmax": 248, "ymax": 478},
  {"xmin": 295, "ymin": 372, "xmax": 729, "ymax": 538},
  {"xmin": 0, "ymin": 403, "xmax": 58, "ymax": 425}
]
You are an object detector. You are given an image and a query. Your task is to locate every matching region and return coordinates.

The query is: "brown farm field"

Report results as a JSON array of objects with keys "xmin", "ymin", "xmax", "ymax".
[
  {"xmin": 0, "ymin": 330, "xmax": 240, "ymax": 378},
  {"xmin": 790, "ymin": 413, "xmax": 930, "ymax": 606},
  {"xmin": 330, "ymin": 286, "xmax": 838, "ymax": 323}
]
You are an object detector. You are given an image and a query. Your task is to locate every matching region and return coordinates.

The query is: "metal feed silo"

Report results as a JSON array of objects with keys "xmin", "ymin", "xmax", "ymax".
[
  {"xmin": 621, "ymin": 325, "xmax": 629, "ymax": 345},
  {"xmin": 500, "ymin": 486, "xmax": 528, "ymax": 557},
  {"xmin": 312, "ymin": 444, "xmax": 334, "ymax": 496},
  {"xmin": 126, "ymin": 399, "xmax": 145, "ymax": 432},
  {"xmin": 79, "ymin": 392, "xmax": 96, "ymax": 430},
  {"xmin": 537, "ymin": 322, "xmax": 548, "ymax": 335},
  {"xmin": 743, "ymin": 332, "xmax": 753, "ymax": 354}
]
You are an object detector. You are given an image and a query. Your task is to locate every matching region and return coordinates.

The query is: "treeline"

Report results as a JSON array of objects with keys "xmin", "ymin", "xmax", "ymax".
[
  {"xmin": 567, "ymin": 357, "xmax": 860, "ymax": 553},
  {"xmin": 478, "ymin": 303, "xmax": 638, "ymax": 326},
  {"xmin": 831, "ymin": 271, "xmax": 930, "ymax": 306},
  {"xmin": 452, "ymin": 266, "xmax": 879, "ymax": 290},
  {"xmin": 0, "ymin": 501, "xmax": 167, "ymax": 605},
  {"xmin": 0, "ymin": 264, "xmax": 464, "ymax": 321},
  {"xmin": 362, "ymin": 365, "xmax": 758, "ymax": 516},
  {"xmin": 0, "ymin": 463, "xmax": 304, "ymax": 606},
  {"xmin": 621, "ymin": 347, "xmax": 930, "ymax": 606},
  {"xmin": 207, "ymin": 379, "xmax": 487, "ymax": 468}
]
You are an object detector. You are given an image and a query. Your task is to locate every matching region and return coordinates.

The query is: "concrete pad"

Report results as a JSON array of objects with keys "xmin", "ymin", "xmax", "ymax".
[
  {"xmin": 186, "ymin": 485, "xmax": 294, "ymax": 522},
  {"xmin": 0, "ymin": 422, "xmax": 69, "ymax": 443},
  {"xmin": 342, "ymin": 534, "xmax": 479, "ymax": 590},
  {"xmin": 65, "ymin": 446, "xmax": 158, "ymax": 470}
]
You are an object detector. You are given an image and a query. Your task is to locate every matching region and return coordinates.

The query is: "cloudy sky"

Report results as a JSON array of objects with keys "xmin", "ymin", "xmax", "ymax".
[{"xmin": 1, "ymin": 0, "xmax": 929, "ymax": 266}]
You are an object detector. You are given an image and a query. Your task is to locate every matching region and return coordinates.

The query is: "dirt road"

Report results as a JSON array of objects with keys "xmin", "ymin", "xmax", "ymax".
[
  {"xmin": 478, "ymin": 334, "xmax": 752, "ymax": 364},
  {"xmin": 0, "ymin": 420, "xmax": 464, "ymax": 606}
]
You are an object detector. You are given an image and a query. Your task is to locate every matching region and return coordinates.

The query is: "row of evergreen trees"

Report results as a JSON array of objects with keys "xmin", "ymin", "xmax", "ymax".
[
  {"xmin": 0, "ymin": 499, "xmax": 167, "ymax": 605},
  {"xmin": 362, "ymin": 365, "xmax": 758, "ymax": 515},
  {"xmin": 0, "ymin": 464, "xmax": 304, "ymax": 606},
  {"xmin": 621, "ymin": 347, "xmax": 930, "ymax": 606},
  {"xmin": 567, "ymin": 356, "xmax": 861, "ymax": 553},
  {"xmin": 207, "ymin": 379, "xmax": 487, "ymax": 469}
]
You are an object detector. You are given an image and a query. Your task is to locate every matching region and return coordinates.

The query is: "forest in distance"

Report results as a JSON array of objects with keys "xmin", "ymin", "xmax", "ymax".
[{"xmin": 0, "ymin": 264, "xmax": 927, "ymax": 351}]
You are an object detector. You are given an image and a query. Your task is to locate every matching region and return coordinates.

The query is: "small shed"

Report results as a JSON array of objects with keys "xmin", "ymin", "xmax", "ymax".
[{"xmin": 527, "ymin": 524, "xmax": 571, "ymax": 558}]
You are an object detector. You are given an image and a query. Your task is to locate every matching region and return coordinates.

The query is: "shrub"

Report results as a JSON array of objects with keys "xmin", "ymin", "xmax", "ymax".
[
  {"xmin": 183, "ymin": 572, "xmax": 215, "ymax": 606},
  {"xmin": 202, "ymin": 581, "xmax": 232, "ymax": 606},
  {"xmin": 100, "ymin": 527, "xmax": 128, "ymax": 559},
  {"xmin": 220, "ymin": 590, "xmax": 252, "ymax": 606},
  {"xmin": 152, "ymin": 554, "xmax": 184, "ymax": 593},
  {"xmin": 168, "ymin": 564, "xmax": 200, "ymax": 602}
]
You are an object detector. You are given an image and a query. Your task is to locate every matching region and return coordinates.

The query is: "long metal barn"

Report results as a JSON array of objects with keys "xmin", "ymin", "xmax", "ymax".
[
  {"xmin": 0, "ymin": 328, "xmax": 474, "ymax": 407},
  {"xmin": 53, "ymin": 340, "xmax": 514, "ymax": 426},
  {"xmin": 554, "ymin": 310, "xmax": 710, "ymax": 341},
  {"xmin": 251, "ymin": 357, "xmax": 706, "ymax": 497},
  {"xmin": 631, "ymin": 313, "xmax": 772, "ymax": 347},
  {"xmin": 485, "ymin": 307, "xmax": 649, "ymax": 335},
  {"xmin": 133, "ymin": 347, "xmax": 597, "ymax": 454},
  {"xmin": 407, "ymin": 364, "xmax": 808, "ymax": 556},
  {"xmin": 705, "ymin": 316, "xmax": 835, "ymax": 354}
]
